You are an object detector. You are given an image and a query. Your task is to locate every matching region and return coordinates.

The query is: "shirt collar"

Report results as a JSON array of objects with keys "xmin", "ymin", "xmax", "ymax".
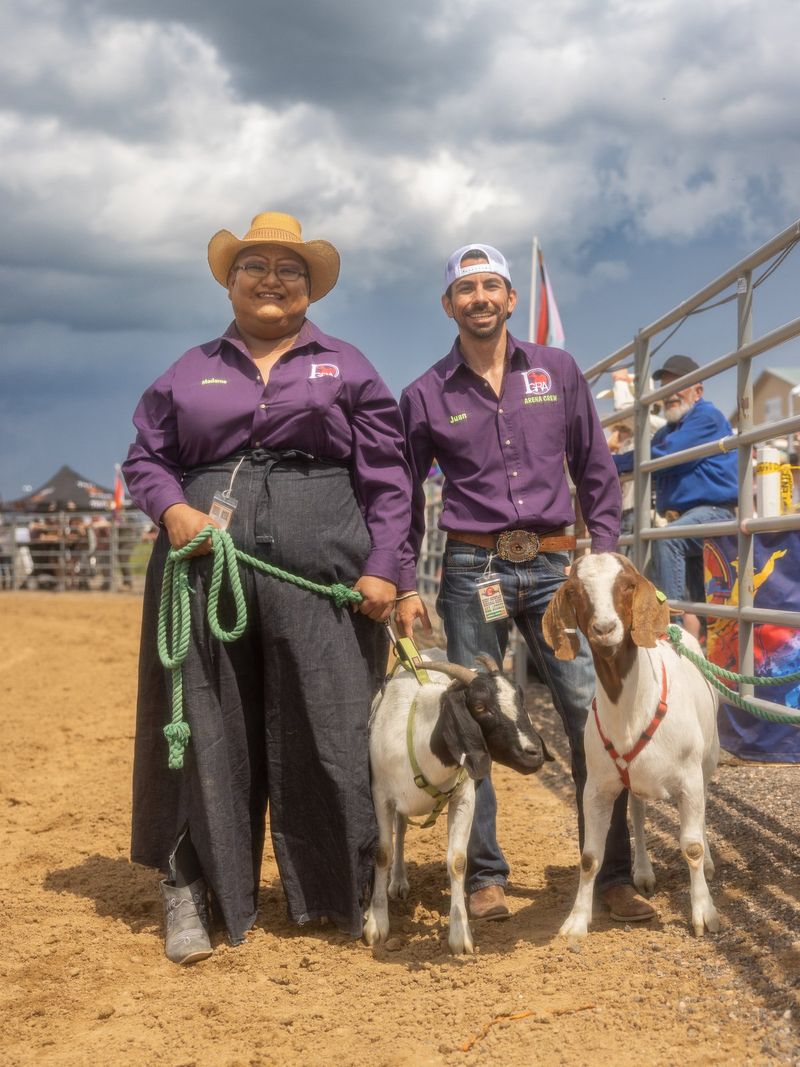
[
  {"xmin": 442, "ymin": 330, "xmax": 532, "ymax": 381},
  {"xmin": 213, "ymin": 318, "xmax": 335, "ymax": 359}
]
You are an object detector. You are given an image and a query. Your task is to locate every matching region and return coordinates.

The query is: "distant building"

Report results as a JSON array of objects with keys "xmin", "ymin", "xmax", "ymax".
[{"xmin": 731, "ymin": 366, "xmax": 800, "ymax": 461}]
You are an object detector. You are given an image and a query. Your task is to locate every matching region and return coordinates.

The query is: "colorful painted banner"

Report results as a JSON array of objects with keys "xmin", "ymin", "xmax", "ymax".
[{"xmin": 704, "ymin": 532, "xmax": 800, "ymax": 762}]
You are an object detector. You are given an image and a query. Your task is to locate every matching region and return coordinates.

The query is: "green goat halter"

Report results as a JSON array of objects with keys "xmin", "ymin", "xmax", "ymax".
[{"xmin": 405, "ymin": 694, "xmax": 468, "ymax": 829}]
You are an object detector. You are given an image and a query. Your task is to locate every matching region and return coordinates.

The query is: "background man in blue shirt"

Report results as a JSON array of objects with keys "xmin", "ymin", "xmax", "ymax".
[{"xmin": 613, "ymin": 354, "xmax": 738, "ymax": 637}]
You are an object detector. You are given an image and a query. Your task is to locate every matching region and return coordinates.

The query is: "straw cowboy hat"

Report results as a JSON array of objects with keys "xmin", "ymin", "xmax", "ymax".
[{"xmin": 207, "ymin": 212, "xmax": 340, "ymax": 301}]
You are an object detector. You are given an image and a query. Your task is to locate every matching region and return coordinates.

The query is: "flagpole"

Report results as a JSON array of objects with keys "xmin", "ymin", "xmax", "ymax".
[{"xmin": 529, "ymin": 235, "xmax": 540, "ymax": 342}]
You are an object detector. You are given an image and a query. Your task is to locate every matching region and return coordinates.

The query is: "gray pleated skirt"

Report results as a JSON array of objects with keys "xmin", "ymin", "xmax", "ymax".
[{"xmin": 131, "ymin": 451, "xmax": 386, "ymax": 943}]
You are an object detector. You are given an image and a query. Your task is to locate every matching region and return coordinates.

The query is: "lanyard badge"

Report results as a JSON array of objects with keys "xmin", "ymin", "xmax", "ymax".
[
  {"xmin": 208, "ymin": 455, "xmax": 245, "ymax": 532},
  {"xmin": 475, "ymin": 574, "xmax": 508, "ymax": 622},
  {"xmin": 209, "ymin": 492, "xmax": 237, "ymax": 531}
]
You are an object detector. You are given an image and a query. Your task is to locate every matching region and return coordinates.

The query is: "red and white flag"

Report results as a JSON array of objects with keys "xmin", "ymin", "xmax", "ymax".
[
  {"xmin": 529, "ymin": 238, "xmax": 565, "ymax": 348},
  {"xmin": 112, "ymin": 463, "xmax": 125, "ymax": 515}
]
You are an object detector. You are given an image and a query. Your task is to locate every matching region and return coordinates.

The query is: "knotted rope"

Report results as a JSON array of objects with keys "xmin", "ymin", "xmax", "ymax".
[
  {"xmin": 666, "ymin": 624, "xmax": 800, "ymax": 725},
  {"xmin": 157, "ymin": 524, "xmax": 363, "ymax": 768}
]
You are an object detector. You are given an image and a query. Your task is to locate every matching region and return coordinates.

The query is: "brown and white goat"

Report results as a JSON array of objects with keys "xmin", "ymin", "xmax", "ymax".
[
  {"xmin": 542, "ymin": 552, "xmax": 720, "ymax": 938},
  {"xmin": 364, "ymin": 651, "xmax": 549, "ymax": 954}
]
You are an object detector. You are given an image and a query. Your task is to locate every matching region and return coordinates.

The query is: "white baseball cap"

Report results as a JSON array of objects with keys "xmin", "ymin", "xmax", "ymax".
[{"xmin": 444, "ymin": 243, "xmax": 512, "ymax": 293}]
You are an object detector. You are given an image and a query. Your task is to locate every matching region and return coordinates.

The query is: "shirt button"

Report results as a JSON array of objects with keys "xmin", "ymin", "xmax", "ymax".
[
  {"xmin": 498, "ymin": 407, "xmax": 504, "ymax": 414},
  {"xmin": 254, "ymin": 440, "xmax": 261, "ymax": 446},
  {"xmin": 260, "ymin": 403, "xmax": 267, "ymax": 409},
  {"xmin": 518, "ymin": 499, "xmax": 524, "ymax": 505},
  {"xmin": 504, "ymin": 439, "xmax": 511, "ymax": 446},
  {"xmin": 512, "ymin": 471, "xmax": 518, "ymax": 477}
]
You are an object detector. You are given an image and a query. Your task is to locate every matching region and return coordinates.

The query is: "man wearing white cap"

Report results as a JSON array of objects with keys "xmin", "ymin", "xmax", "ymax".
[{"xmin": 396, "ymin": 244, "xmax": 655, "ymax": 924}]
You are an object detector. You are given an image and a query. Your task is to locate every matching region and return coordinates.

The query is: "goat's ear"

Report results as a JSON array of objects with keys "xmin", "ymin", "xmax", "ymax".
[
  {"xmin": 439, "ymin": 688, "xmax": 491, "ymax": 781},
  {"xmin": 631, "ymin": 576, "xmax": 670, "ymax": 647},
  {"xmin": 542, "ymin": 582, "xmax": 580, "ymax": 660}
]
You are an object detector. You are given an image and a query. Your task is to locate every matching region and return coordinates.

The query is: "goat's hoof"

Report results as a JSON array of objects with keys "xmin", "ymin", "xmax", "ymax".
[
  {"xmin": 363, "ymin": 911, "xmax": 389, "ymax": 947},
  {"xmin": 559, "ymin": 914, "xmax": 589, "ymax": 939},
  {"xmin": 692, "ymin": 904, "xmax": 719, "ymax": 937},
  {"xmin": 448, "ymin": 909, "xmax": 474, "ymax": 954},
  {"xmin": 448, "ymin": 933, "xmax": 474, "ymax": 955},
  {"xmin": 388, "ymin": 878, "xmax": 409, "ymax": 901},
  {"xmin": 633, "ymin": 870, "xmax": 656, "ymax": 895}
]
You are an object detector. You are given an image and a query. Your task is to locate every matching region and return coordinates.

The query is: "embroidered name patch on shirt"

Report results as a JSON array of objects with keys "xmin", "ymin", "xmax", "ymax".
[
  {"xmin": 309, "ymin": 363, "xmax": 340, "ymax": 379},
  {"xmin": 201, "ymin": 377, "xmax": 228, "ymax": 385}
]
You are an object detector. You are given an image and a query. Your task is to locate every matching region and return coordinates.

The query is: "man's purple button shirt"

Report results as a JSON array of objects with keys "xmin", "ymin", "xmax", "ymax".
[{"xmin": 399, "ymin": 332, "xmax": 621, "ymax": 589}]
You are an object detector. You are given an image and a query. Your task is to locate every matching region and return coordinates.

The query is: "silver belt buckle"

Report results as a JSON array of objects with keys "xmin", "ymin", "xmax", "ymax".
[{"xmin": 496, "ymin": 529, "xmax": 540, "ymax": 562}]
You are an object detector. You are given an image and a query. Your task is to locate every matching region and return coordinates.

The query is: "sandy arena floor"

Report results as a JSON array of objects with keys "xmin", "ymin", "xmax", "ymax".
[{"xmin": 1, "ymin": 592, "xmax": 798, "ymax": 1066}]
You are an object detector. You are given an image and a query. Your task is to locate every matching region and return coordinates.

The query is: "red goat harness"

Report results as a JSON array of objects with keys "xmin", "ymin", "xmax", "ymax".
[{"xmin": 592, "ymin": 661, "xmax": 669, "ymax": 790}]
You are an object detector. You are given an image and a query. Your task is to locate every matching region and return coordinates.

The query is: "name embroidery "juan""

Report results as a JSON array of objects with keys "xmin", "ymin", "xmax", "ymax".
[{"xmin": 449, "ymin": 412, "xmax": 468, "ymax": 424}]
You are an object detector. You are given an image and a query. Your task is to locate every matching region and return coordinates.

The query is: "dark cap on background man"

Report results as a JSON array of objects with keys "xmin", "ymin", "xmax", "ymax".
[{"xmin": 653, "ymin": 354, "xmax": 700, "ymax": 381}]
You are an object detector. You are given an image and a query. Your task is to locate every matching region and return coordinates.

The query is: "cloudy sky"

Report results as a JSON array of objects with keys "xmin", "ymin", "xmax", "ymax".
[{"xmin": 1, "ymin": 0, "xmax": 799, "ymax": 503}]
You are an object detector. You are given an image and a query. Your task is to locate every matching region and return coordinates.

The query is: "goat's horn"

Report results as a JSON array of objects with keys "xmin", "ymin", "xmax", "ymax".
[
  {"xmin": 424, "ymin": 662, "xmax": 477, "ymax": 686},
  {"xmin": 474, "ymin": 654, "xmax": 501, "ymax": 675}
]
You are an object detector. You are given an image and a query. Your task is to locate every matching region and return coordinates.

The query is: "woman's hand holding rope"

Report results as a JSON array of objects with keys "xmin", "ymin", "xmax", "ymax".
[
  {"xmin": 162, "ymin": 502, "xmax": 219, "ymax": 555},
  {"xmin": 352, "ymin": 575, "xmax": 396, "ymax": 622}
]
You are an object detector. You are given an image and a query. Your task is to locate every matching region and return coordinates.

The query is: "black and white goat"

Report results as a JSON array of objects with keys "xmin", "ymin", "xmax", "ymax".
[
  {"xmin": 542, "ymin": 552, "xmax": 720, "ymax": 938},
  {"xmin": 364, "ymin": 651, "xmax": 550, "ymax": 954}
]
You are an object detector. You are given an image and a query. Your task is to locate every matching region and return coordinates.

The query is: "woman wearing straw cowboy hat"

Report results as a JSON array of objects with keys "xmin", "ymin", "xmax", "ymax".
[{"xmin": 123, "ymin": 212, "xmax": 411, "ymax": 964}]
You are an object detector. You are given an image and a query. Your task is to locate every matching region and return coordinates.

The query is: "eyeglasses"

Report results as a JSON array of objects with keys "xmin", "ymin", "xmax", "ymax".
[{"xmin": 232, "ymin": 262, "xmax": 308, "ymax": 283}]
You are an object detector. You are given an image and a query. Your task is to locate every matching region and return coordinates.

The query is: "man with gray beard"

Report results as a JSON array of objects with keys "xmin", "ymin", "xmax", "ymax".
[{"xmin": 613, "ymin": 354, "xmax": 738, "ymax": 638}]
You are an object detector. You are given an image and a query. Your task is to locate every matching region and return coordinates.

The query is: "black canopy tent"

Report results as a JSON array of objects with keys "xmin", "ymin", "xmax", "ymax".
[{"xmin": 4, "ymin": 465, "xmax": 124, "ymax": 513}]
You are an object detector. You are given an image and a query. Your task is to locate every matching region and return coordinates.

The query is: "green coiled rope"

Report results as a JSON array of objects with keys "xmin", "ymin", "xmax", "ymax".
[
  {"xmin": 157, "ymin": 524, "xmax": 363, "ymax": 769},
  {"xmin": 666, "ymin": 624, "xmax": 800, "ymax": 725}
]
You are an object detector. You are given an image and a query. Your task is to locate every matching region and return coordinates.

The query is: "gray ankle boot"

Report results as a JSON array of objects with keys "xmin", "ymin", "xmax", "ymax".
[{"xmin": 160, "ymin": 877, "xmax": 212, "ymax": 965}]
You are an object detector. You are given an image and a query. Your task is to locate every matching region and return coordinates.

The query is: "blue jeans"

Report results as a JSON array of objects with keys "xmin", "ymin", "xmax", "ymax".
[
  {"xmin": 651, "ymin": 505, "xmax": 735, "ymax": 620},
  {"xmin": 436, "ymin": 543, "xmax": 631, "ymax": 895}
]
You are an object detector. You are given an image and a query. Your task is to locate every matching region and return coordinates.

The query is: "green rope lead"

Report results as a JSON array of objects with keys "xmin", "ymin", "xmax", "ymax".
[
  {"xmin": 665, "ymin": 624, "xmax": 800, "ymax": 726},
  {"xmin": 157, "ymin": 524, "xmax": 363, "ymax": 768}
]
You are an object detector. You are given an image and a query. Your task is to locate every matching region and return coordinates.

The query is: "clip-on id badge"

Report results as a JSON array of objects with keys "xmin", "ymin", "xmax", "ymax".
[
  {"xmin": 209, "ymin": 492, "xmax": 238, "ymax": 531},
  {"xmin": 476, "ymin": 576, "xmax": 508, "ymax": 623},
  {"xmin": 209, "ymin": 454, "xmax": 245, "ymax": 532}
]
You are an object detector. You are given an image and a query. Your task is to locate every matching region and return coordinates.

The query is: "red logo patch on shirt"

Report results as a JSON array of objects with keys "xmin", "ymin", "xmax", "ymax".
[
  {"xmin": 522, "ymin": 368, "xmax": 552, "ymax": 395},
  {"xmin": 309, "ymin": 363, "xmax": 340, "ymax": 379}
]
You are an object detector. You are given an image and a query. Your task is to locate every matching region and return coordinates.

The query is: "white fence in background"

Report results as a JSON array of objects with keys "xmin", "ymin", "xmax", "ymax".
[{"xmin": 0, "ymin": 512, "xmax": 154, "ymax": 593}]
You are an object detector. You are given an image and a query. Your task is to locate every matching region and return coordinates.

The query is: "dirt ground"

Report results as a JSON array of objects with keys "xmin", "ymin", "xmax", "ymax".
[{"xmin": 2, "ymin": 592, "xmax": 798, "ymax": 1066}]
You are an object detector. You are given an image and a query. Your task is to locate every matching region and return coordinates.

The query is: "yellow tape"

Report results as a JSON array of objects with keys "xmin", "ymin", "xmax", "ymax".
[{"xmin": 780, "ymin": 463, "xmax": 799, "ymax": 513}]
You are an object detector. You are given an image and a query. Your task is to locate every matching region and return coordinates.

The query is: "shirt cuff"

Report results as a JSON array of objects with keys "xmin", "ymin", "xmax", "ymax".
[
  {"xmin": 591, "ymin": 537, "xmax": 619, "ymax": 554},
  {"xmin": 151, "ymin": 489, "xmax": 188, "ymax": 526},
  {"xmin": 397, "ymin": 562, "xmax": 419, "ymax": 591},
  {"xmin": 361, "ymin": 548, "xmax": 400, "ymax": 586}
]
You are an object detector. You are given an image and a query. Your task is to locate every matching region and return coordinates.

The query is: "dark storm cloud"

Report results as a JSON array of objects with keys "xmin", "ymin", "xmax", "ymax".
[
  {"xmin": 78, "ymin": 0, "xmax": 490, "ymax": 113},
  {"xmin": 0, "ymin": 263, "xmax": 220, "ymax": 334}
]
